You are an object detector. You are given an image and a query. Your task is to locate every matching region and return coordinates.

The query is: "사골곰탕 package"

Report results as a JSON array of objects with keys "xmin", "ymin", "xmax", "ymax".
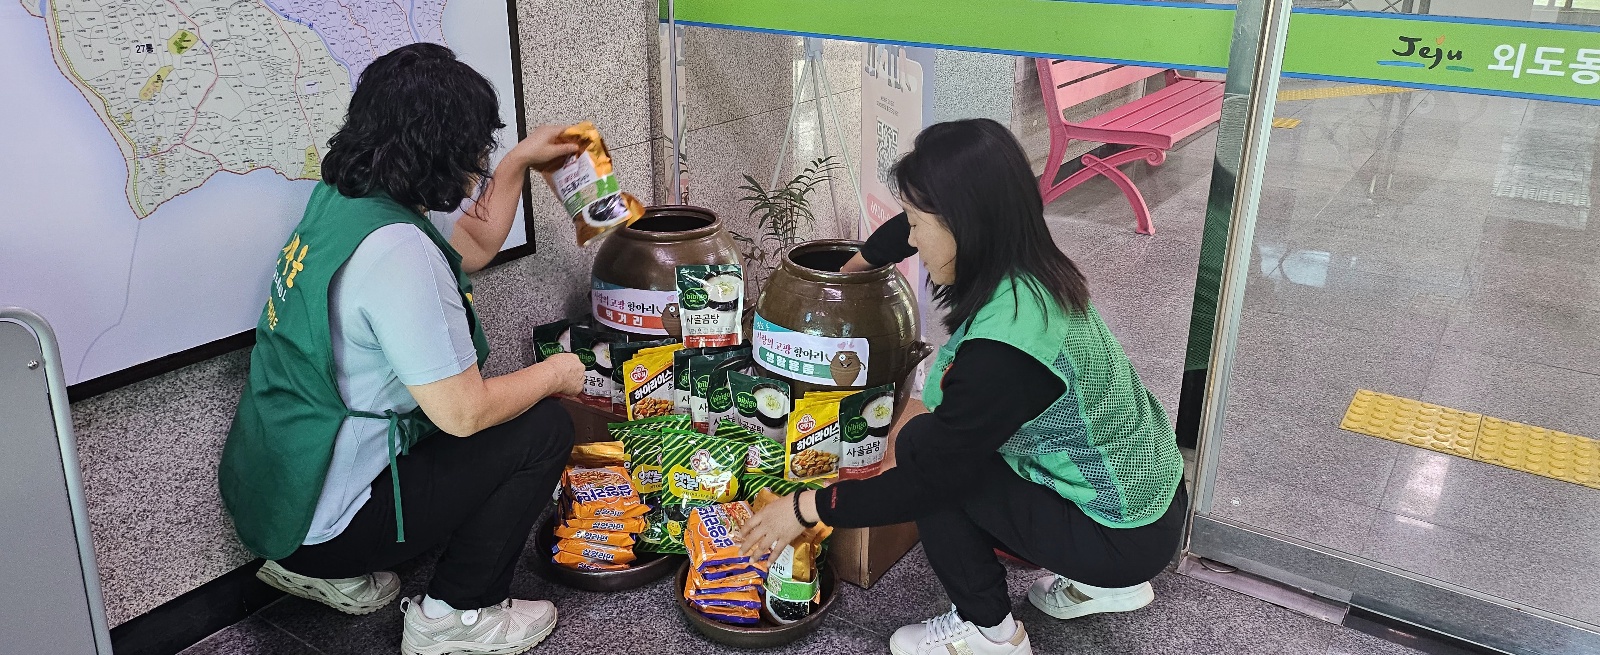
[
  {"xmin": 717, "ymin": 370, "xmax": 791, "ymax": 443},
  {"xmin": 531, "ymin": 319, "xmax": 574, "ymax": 363},
  {"xmin": 675, "ymin": 264, "xmax": 744, "ymax": 348},
  {"xmin": 689, "ymin": 347, "xmax": 750, "ymax": 432},
  {"xmin": 786, "ymin": 394, "xmax": 846, "ymax": 481},
  {"xmin": 622, "ymin": 343, "xmax": 685, "ymax": 420},
  {"xmin": 571, "ymin": 324, "xmax": 621, "ymax": 408},
  {"xmin": 611, "ymin": 339, "xmax": 678, "ymax": 415},
  {"xmin": 673, "ymin": 347, "xmax": 702, "ymax": 416},
  {"xmin": 714, "ymin": 420, "xmax": 785, "ymax": 476},
  {"xmin": 539, "ymin": 121, "xmax": 645, "ymax": 247},
  {"xmin": 563, "ymin": 466, "xmax": 647, "ymax": 520},
  {"xmin": 838, "ymin": 384, "xmax": 896, "ymax": 480}
]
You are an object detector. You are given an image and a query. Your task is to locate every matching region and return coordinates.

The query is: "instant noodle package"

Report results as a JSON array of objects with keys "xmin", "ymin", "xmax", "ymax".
[
  {"xmin": 551, "ymin": 465, "xmax": 647, "ymax": 572},
  {"xmin": 684, "ymin": 501, "xmax": 767, "ymax": 625}
]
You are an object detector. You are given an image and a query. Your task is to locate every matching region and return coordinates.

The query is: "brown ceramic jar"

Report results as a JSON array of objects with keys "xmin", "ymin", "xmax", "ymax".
[
  {"xmin": 590, "ymin": 206, "xmax": 740, "ymax": 339},
  {"xmin": 753, "ymin": 240, "xmax": 927, "ymax": 402}
]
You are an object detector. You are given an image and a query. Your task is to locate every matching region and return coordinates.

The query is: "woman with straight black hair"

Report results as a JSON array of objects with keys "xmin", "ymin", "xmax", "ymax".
[
  {"xmin": 220, "ymin": 43, "xmax": 586, "ymax": 655},
  {"xmin": 740, "ymin": 118, "xmax": 1187, "ymax": 655}
]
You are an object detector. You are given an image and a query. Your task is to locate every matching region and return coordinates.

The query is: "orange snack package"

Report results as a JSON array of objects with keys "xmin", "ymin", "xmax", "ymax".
[
  {"xmin": 538, "ymin": 122, "xmax": 645, "ymax": 246},
  {"xmin": 562, "ymin": 516, "xmax": 647, "ymax": 533},
  {"xmin": 552, "ymin": 550, "xmax": 631, "ymax": 571},
  {"xmin": 685, "ymin": 501, "xmax": 757, "ymax": 571},
  {"xmin": 553, "ymin": 524, "xmax": 636, "ymax": 547},
  {"xmin": 553, "ymin": 538, "xmax": 636, "ymax": 565},
  {"xmin": 564, "ymin": 466, "xmax": 646, "ymax": 520}
]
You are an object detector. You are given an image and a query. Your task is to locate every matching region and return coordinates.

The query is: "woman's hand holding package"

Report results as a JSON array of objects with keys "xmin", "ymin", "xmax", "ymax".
[
  {"xmin": 509, "ymin": 124, "xmax": 583, "ymax": 172},
  {"xmin": 737, "ymin": 491, "xmax": 816, "ymax": 562},
  {"xmin": 452, "ymin": 124, "xmax": 582, "ymax": 272}
]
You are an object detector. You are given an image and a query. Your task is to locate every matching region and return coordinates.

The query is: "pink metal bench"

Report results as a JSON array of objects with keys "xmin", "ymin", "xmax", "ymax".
[{"xmin": 1036, "ymin": 59, "xmax": 1224, "ymax": 235}]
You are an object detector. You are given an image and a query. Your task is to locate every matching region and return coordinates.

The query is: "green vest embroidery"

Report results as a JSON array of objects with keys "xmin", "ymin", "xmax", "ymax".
[
  {"xmin": 220, "ymin": 183, "xmax": 489, "ymax": 560},
  {"xmin": 923, "ymin": 277, "xmax": 1181, "ymax": 529}
]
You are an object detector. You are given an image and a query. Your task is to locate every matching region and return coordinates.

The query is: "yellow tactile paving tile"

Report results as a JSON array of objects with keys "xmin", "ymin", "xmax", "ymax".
[
  {"xmin": 1271, "ymin": 117, "xmax": 1302, "ymax": 129},
  {"xmin": 1277, "ymin": 85, "xmax": 1413, "ymax": 102},
  {"xmin": 1477, "ymin": 417, "xmax": 1600, "ymax": 488},
  {"xmin": 1341, "ymin": 390, "xmax": 1600, "ymax": 490},
  {"xmin": 1341, "ymin": 390, "xmax": 1479, "ymax": 457}
]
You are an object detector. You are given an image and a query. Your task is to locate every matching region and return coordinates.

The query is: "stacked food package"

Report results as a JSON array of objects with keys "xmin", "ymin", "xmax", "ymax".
[
  {"xmin": 553, "ymin": 465, "xmax": 647, "ymax": 571},
  {"xmin": 684, "ymin": 501, "xmax": 768, "ymax": 625}
]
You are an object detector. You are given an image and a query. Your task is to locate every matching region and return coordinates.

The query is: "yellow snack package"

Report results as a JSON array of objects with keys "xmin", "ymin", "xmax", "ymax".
[
  {"xmin": 564, "ymin": 466, "xmax": 647, "ymax": 520},
  {"xmin": 685, "ymin": 501, "xmax": 757, "ymax": 571},
  {"xmin": 623, "ymin": 344, "xmax": 686, "ymax": 420},
  {"xmin": 568, "ymin": 441, "xmax": 628, "ymax": 468},
  {"xmin": 786, "ymin": 397, "xmax": 842, "ymax": 481},
  {"xmin": 538, "ymin": 121, "xmax": 645, "ymax": 246}
]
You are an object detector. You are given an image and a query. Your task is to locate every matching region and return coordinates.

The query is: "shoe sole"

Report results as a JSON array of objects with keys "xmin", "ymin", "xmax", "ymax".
[
  {"xmin": 256, "ymin": 565, "xmax": 397, "ymax": 616},
  {"xmin": 889, "ymin": 632, "xmax": 1032, "ymax": 655},
  {"xmin": 400, "ymin": 610, "xmax": 558, "ymax": 655},
  {"xmin": 1027, "ymin": 585, "xmax": 1154, "ymax": 620}
]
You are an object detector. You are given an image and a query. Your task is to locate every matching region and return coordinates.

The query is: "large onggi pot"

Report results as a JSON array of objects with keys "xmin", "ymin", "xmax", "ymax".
[
  {"xmin": 590, "ymin": 206, "xmax": 741, "ymax": 339},
  {"xmin": 753, "ymin": 240, "xmax": 924, "ymax": 402}
]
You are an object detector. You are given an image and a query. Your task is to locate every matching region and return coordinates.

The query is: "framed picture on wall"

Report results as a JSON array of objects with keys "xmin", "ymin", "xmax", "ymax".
[{"xmin": 1, "ymin": 0, "xmax": 535, "ymax": 399}]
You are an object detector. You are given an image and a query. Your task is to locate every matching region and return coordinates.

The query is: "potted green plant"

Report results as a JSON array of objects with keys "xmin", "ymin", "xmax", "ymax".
[{"xmin": 731, "ymin": 156, "xmax": 843, "ymax": 297}]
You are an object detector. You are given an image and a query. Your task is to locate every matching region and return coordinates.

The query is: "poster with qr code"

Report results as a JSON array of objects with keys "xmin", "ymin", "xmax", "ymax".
[{"xmin": 858, "ymin": 43, "xmax": 925, "ymax": 289}]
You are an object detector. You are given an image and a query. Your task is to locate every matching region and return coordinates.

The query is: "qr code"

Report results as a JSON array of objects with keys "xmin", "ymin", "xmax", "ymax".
[{"xmin": 875, "ymin": 120, "xmax": 898, "ymax": 185}]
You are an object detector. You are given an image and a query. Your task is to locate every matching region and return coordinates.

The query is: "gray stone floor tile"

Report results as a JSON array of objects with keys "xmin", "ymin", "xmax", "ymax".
[{"xmin": 182, "ymin": 616, "xmax": 324, "ymax": 655}]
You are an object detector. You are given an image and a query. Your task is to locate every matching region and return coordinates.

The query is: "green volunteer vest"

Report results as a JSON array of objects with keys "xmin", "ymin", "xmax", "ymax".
[
  {"xmin": 923, "ymin": 276, "xmax": 1182, "ymax": 529},
  {"xmin": 219, "ymin": 183, "xmax": 490, "ymax": 560}
]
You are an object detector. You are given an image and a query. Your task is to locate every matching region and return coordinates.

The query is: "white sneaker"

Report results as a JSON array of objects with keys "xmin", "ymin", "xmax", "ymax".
[
  {"xmin": 889, "ymin": 606, "xmax": 1031, "ymax": 655},
  {"xmin": 256, "ymin": 561, "xmax": 399, "ymax": 616},
  {"xmin": 399, "ymin": 596, "xmax": 557, "ymax": 655},
  {"xmin": 1027, "ymin": 574, "xmax": 1154, "ymax": 620}
]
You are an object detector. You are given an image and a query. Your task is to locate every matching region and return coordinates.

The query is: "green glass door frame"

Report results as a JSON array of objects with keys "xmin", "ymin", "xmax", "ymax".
[{"xmin": 667, "ymin": 0, "xmax": 1600, "ymax": 106}]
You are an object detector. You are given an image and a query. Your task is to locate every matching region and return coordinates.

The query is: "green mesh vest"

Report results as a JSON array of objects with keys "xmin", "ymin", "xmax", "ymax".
[
  {"xmin": 923, "ymin": 277, "xmax": 1182, "ymax": 528},
  {"xmin": 220, "ymin": 183, "xmax": 490, "ymax": 560}
]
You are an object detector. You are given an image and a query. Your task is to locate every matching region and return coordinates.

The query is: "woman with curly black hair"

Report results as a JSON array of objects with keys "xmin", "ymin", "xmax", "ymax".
[{"xmin": 219, "ymin": 43, "xmax": 583, "ymax": 655}]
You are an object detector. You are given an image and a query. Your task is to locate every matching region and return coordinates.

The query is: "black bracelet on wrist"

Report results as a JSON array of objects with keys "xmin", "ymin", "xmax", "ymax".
[{"xmin": 793, "ymin": 491, "xmax": 818, "ymax": 528}]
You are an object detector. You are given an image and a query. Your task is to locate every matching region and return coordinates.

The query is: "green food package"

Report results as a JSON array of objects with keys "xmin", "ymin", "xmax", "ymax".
[
  {"xmin": 611, "ymin": 338, "xmax": 678, "ymax": 414},
  {"xmin": 531, "ymin": 319, "xmax": 574, "ymax": 363},
  {"xmin": 676, "ymin": 264, "xmax": 744, "ymax": 349},
  {"xmin": 714, "ymin": 420, "xmax": 785, "ymax": 476},
  {"xmin": 689, "ymin": 347, "xmax": 750, "ymax": 432},
  {"xmin": 571, "ymin": 323, "xmax": 624, "ymax": 406},
  {"xmin": 637, "ymin": 429, "xmax": 744, "ymax": 554},
  {"xmin": 736, "ymin": 473, "xmax": 824, "ymax": 503},
  {"xmin": 714, "ymin": 369, "xmax": 791, "ymax": 443},
  {"xmin": 839, "ymin": 384, "xmax": 896, "ymax": 480},
  {"xmin": 673, "ymin": 347, "xmax": 702, "ymax": 416}
]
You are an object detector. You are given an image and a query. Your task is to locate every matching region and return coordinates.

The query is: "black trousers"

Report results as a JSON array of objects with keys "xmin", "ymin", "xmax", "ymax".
[
  {"xmin": 278, "ymin": 398, "xmax": 574, "ymax": 610},
  {"xmin": 903, "ymin": 435, "xmax": 1189, "ymax": 628}
]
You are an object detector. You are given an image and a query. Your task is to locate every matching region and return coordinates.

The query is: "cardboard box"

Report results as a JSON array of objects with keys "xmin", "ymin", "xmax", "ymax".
[
  {"xmin": 829, "ymin": 522, "xmax": 919, "ymax": 588},
  {"xmin": 559, "ymin": 396, "xmax": 621, "ymax": 443}
]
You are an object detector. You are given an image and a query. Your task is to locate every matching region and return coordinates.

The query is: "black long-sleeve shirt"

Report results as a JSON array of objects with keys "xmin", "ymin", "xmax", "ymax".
[{"xmin": 858, "ymin": 212, "xmax": 917, "ymax": 268}]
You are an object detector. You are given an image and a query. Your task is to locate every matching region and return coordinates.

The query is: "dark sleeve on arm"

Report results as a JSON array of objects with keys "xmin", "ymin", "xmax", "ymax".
[
  {"xmin": 858, "ymin": 212, "xmax": 917, "ymax": 267},
  {"xmin": 813, "ymin": 339, "xmax": 1065, "ymax": 528}
]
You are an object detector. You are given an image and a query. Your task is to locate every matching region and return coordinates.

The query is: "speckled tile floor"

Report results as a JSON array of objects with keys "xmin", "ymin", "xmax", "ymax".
[{"xmin": 183, "ymin": 543, "xmax": 1423, "ymax": 655}]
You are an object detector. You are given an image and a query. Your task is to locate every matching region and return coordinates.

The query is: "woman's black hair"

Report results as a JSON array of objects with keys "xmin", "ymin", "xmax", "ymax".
[
  {"xmin": 321, "ymin": 43, "xmax": 504, "ymax": 212},
  {"xmin": 891, "ymin": 118, "xmax": 1090, "ymax": 333}
]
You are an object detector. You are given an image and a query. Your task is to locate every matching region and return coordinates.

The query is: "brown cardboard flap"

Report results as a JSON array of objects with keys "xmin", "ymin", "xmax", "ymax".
[{"xmin": 829, "ymin": 522, "xmax": 919, "ymax": 589}]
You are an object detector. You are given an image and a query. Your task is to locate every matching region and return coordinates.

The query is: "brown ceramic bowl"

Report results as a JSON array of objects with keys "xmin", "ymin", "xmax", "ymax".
[
  {"xmin": 674, "ymin": 561, "xmax": 839, "ymax": 649},
  {"xmin": 532, "ymin": 514, "xmax": 683, "ymax": 592}
]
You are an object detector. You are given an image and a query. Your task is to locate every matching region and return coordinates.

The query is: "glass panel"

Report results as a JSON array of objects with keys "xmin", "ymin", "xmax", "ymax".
[{"xmin": 1210, "ymin": 9, "xmax": 1600, "ymax": 633}]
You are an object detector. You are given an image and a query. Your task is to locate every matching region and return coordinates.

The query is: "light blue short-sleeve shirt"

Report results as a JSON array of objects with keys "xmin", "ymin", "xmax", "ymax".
[{"xmin": 303, "ymin": 223, "xmax": 478, "ymax": 545}]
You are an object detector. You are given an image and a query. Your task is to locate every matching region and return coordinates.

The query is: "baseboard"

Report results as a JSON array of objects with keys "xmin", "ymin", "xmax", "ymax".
[{"xmin": 109, "ymin": 560, "xmax": 282, "ymax": 655}]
